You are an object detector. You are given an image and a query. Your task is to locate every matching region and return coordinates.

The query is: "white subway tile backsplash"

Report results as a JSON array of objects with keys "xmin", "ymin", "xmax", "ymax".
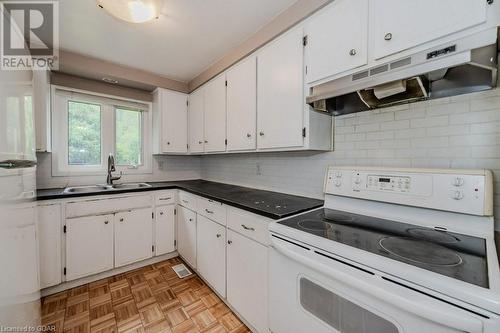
[
  {"xmin": 410, "ymin": 116, "xmax": 448, "ymax": 128},
  {"xmin": 380, "ymin": 120, "xmax": 410, "ymax": 131}
]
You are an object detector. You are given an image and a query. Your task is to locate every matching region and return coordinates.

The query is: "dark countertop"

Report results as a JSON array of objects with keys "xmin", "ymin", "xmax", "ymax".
[{"xmin": 36, "ymin": 180, "xmax": 324, "ymax": 220}]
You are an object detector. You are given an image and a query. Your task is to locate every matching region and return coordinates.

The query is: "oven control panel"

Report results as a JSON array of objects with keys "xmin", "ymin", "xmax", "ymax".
[{"xmin": 324, "ymin": 167, "xmax": 493, "ymax": 216}]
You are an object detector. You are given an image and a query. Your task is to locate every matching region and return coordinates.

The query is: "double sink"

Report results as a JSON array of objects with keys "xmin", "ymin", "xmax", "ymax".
[{"xmin": 63, "ymin": 183, "xmax": 152, "ymax": 194}]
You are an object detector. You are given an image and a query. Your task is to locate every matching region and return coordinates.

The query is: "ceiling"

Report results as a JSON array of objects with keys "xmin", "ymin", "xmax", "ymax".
[{"xmin": 58, "ymin": 0, "xmax": 298, "ymax": 83}]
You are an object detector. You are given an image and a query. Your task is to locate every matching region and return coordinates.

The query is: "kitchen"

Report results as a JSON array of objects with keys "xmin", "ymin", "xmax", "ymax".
[{"xmin": 1, "ymin": 0, "xmax": 500, "ymax": 332}]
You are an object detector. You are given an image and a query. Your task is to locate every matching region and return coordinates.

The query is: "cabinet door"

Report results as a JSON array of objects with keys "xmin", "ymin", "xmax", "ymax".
[
  {"xmin": 305, "ymin": 0, "xmax": 368, "ymax": 83},
  {"xmin": 196, "ymin": 215, "xmax": 226, "ymax": 297},
  {"xmin": 66, "ymin": 214, "xmax": 114, "ymax": 281},
  {"xmin": 188, "ymin": 88, "xmax": 205, "ymax": 153},
  {"xmin": 204, "ymin": 75, "xmax": 227, "ymax": 153},
  {"xmin": 33, "ymin": 69, "xmax": 51, "ymax": 152},
  {"xmin": 155, "ymin": 205, "xmax": 175, "ymax": 256},
  {"xmin": 115, "ymin": 208, "xmax": 153, "ymax": 267},
  {"xmin": 177, "ymin": 206, "xmax": 197, "ymax": 268},
  {"xmin": 371, "ymin": 0, "xmax": 488, "ymax": 59},
  {"xmin": 226, "ymin": 56, "xmax": 257, "ymax": 151},
  {"xmin": 38, "ymin": 204, "xmax": 62, "ymax": 288},
  {"xmin": 257, "ymin": 27, "xmax": 304, "ymax": 150},
  {"xmin": 161, "ymin": 90, "xmax": 188, "ymax": 153},
  {"xmin": 227, "ymin": 230, "xmax": 268, "ymax": 333}
]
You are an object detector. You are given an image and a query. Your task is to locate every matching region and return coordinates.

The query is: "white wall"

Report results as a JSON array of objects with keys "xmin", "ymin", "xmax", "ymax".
[
  {"xmin": 201, "ymin": 89, "xmax": 500, "ymax": 230},
  {"xmin": 36, "ymin": 154, "xmax": 201, "ymax": 189}
]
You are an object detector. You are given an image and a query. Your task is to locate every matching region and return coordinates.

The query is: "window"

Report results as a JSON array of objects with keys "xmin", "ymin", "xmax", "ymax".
[
  {"xmin": 68, "ymin": 101, "xmax": 101, "ymax": 165},
  {"xmin": 52, "ymin": 88, "xmax": 152, "ymax": 176}
]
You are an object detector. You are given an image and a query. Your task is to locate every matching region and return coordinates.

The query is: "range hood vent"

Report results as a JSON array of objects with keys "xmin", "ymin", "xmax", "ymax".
[{"xmin": 308, "ymin": 30, "xmax": 498, "ymax": 116}]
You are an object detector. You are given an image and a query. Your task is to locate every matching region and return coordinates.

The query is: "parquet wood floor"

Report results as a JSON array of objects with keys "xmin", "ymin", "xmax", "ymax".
[{"xmin": 41, "ymin": 257, "xmax": 251, "ymax": 333}]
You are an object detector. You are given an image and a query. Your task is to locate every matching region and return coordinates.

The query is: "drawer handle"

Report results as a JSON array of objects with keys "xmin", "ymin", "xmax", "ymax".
[
  {"xmin": 120, "ymin": 218, "xmax": 124, "ymax": 222},
  {"xmin": 182, "ymin": 200, "xmax": 189, "ymax": 203},
  {"xmin": 384, "ymin": 32, "xmax": 393, "ymax": 41},
  {"xmin": 104, "ymin": 221, "xmax": 109, "ymax": 225},
  {"xmin": 159, "ymin": 197, "xmax": 172, "ymax": 201},
  {"xmin": 241, "ymin": 224, "xmax": 255, "ymax": 231},
  {"xmin": 205, "ymin": 209, "xmax": 214, "ymax": 214},
  {"xmin": 189, "ymin": 218, "xmax": 194, "ymax": 222},
  {"xmin": 160, "ymin": 212, "xmax": 163, "ymax": 215},
  {"xmin": 228, "ymin": 240, "xmax": 233, "ymax": 245},
  {"xmin": 216, "ymin": 234, "xmax": 222, "ymax": 238}
]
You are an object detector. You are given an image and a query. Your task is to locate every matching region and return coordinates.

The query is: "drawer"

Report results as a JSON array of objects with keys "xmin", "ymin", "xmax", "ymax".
[
  {"xmin": 197, "ymin": 197, "xmax": 226, "ymax": 226},
  {"xmin": 227, "ymin": 206, "xmax": 272, "ymax": 245},
  {"xmin": 155, "ymin": 190, "xmax": 176, "ymax": 206},
  {"xmin": 66, "ymin": 194, "xmax": 152, "ymax": 218},
  {"xmin": 178, "ymin": 191, "xmax": 198, "ymax": 211}
]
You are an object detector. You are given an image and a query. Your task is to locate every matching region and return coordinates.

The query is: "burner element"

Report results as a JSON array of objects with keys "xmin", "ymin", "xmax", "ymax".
[
  {"xmin": 322, "ymin": 211, "xmax": 355, "ymax": 223},
  {"xmin": 379, "ymin": 237, "xmax": 463, "ymax": 267},
  {"xmin": 407, "ymin": 228, "xmax": 459, "ymax": 244},
  {"xmin": 298, "ymin": 220, "xmax": 332, "ymax": 232}
]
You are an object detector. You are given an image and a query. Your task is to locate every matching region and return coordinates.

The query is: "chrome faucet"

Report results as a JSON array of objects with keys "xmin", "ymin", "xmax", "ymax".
[{"xmin": 106, "ymin": 154, "xmax": 122, "ymax": 185}]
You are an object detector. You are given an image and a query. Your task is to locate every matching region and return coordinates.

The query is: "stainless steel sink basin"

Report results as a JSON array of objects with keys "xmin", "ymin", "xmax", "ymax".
[
  {"xmin": 63, "ymin": 185, "xmax": 111, "ymax": 194},
  {"xmin": 111, "ymin": 183, "xmax": 152, "ymax": 189}
]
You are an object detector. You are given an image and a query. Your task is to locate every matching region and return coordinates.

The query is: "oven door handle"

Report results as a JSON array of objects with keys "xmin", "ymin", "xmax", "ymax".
[{"xmin": 271, "ymin": 237, "xmax": 484, "ymax": 333}]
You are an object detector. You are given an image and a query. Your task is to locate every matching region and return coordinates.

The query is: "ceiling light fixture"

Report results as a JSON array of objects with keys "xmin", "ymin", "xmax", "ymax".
[{"xmin": 96, "ymin": 0, "xmax": 164, "ymax": 24}]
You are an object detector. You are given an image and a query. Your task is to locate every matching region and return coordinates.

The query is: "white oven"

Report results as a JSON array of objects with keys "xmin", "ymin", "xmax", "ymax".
[{"xmin": 269, "ymin": 234, "xmax": 500, "ymax": 333}]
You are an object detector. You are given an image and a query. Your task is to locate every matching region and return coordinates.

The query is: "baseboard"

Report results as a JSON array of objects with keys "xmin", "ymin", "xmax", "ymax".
[{"xmin": 41, "ymin": 252, "xmax": 178, "ymax": 297}]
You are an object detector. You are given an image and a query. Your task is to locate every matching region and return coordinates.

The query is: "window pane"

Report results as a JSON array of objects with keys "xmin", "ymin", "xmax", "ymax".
[
  {"xmin": 115, "ymin": 108, "xmax": 141, "ymax": 166},
  {"xmin": 68, "ymin": 101, "xmax": 101, "ymax": 165}
]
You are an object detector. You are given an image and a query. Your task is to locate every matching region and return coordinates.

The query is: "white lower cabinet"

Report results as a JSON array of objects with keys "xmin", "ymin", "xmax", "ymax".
[
  {"xmin": 155, "ymin": 205, "xmax": 176, "ymax": 256},
  {"xmin": 114, "ymin": 208, "xmax": 153, "ymax": 267},
  {"xmin": 177, "ymin": 206, "xmax": 197, "ymax": 268},
  {"xmin": 65, "ymin": 214, "xmax": 114, "ymax": 281},
  {"xmin": 196, "ymin": 215, "xmax": 226, "ymax": 297},
  {"xmin": 227, "ymin": 229, "xmax": 268, "ymax": 333},
  {"xmin": 38, "ymin": 204, "xmax": 62, "ymax": 288}
]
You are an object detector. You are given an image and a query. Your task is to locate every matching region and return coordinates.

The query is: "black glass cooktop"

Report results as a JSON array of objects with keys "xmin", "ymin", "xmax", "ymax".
[{"xmin": 278, "ymin": 208, "xmax": 488, "ymax": 288}]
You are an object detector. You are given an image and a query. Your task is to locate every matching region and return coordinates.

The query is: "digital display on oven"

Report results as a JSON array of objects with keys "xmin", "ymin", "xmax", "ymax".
[{"xmin": 379, "ymin": 178, "xmax": 391, "ymax": 183}]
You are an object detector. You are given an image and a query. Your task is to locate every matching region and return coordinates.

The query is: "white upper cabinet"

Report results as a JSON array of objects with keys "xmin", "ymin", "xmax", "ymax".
[
  {"xmin": 370, "ymin": 0, "xmax": 488, "ymax": 60},
  {"xmin": 226, "ymin": 56, "xmax": 257, "ymax": 151},
  {"xmin": 305, "ymin": 0, "xmax": 368, "ymax": 83},
  {"xmin": 257, "ymin": 27, "xmax": 305, "ymax": 150},
  {"xmin": 157, "ymin": 89, "xmax": 188, "ymax": 153},
  {"xmin": 114, "ymin": 208, "xmax": 153, "ymax": 268},
  {"xmin": 203, "ymin": 75, "xmax": 227, "ymax": 153},
  {"xmin": 188, "ymin": 88, "xmax": 205, "ymax": 154}
]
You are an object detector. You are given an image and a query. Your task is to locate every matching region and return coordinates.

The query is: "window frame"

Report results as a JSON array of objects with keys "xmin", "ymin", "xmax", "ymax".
[{"xmin": 51, "ymin": 85, "xmax": 152, "ymax": 177}]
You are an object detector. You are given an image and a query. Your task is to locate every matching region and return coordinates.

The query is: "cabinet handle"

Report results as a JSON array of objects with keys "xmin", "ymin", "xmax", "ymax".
[
  {"xmin": 159, "ymin": 197, "xmax": 172, "ymax": 201},
  {"xmin": 104, "ymin": 221, "xmax": 109, "ymax": 225},
  {"xmin": 259, "ymin": 131, "xmax": 264, "ymax": 136},
  {"xmin": 120, "ymin": 218, "xmax": 124, "ymax": 222},
  {"xmin": 160, "ymin": 212, "xmax": 163, "ymax": 215},
  {"xmin": 247, "ymin": 133, "xmax": 252, "ymax": 138},
  {"xmin": 241, "ymin": 224, "xmax": 255, "ymax": 231},
  {"xmin": 384, "ymin": 33, "xmax": 393, "ymax": 41},
  {"xmin": 182, "ymin": 199, "xmax": 188, "ymax": 203},
  {"xmin": 189, "ymin": 218, "xmax": 194, "ymax": 222},
  {"xmin": 216, "ymin": 234, "xmax": 221, "ymax": 238},
  {"xmin": 198, "ymin": 141, "xmax": 203, "ymax": 144},
  {"xmin": 167, "ymin": 142, "xmax": 171, "ymax": 145},
  {"xmin": 228, "ymin": 240, "xmax": 232, "ymax": 245},
  {"xmin": 349, "ymin": 49, "xmax": 357, "ymax": 56},
  {"xmin": 205, "ymin": 209, "xmax": 214, "ymax": 214},
  {"xmin": 204, "ymin": 140, "xmax": 208, "ymax": 143}
]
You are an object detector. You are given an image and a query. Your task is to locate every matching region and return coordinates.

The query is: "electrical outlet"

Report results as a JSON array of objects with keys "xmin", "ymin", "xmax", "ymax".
[{"xmin": 256, "ymin": 162, "xmax": 262, "ymax": 176}]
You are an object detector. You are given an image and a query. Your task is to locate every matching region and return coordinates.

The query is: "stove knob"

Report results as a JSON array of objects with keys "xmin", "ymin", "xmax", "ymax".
[
  {"xmin": 451, "ymin": 190, "xmax": 464, "ymax": 200},
  {"xmin": 452, "ymin": 177, "xmax": 464, "ymax": 187},
  {"xmin": 354, "ymin": 177, "xmax": 361, "ymax": 185},
  {"xmin": 334, "ymin": 179, "xmax": 342, "ymax": 187}
]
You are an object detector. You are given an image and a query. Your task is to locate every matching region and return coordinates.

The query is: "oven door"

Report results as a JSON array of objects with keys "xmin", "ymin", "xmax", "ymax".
[{"xmin": 269, "ymin": 234, "xmax": 490, "ymax": 333}]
